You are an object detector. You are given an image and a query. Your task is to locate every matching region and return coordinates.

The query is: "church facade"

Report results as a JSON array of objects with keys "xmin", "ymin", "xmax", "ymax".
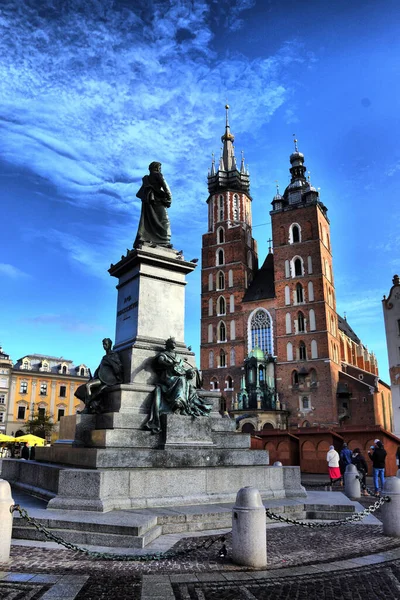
[{"xmin": 200, "ymin": 108, "xmax": 392, "ymax": 433}]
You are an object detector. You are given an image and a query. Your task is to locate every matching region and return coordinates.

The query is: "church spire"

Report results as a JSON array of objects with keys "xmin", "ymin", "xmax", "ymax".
[
  {"xmin": 207, "ymin": 105, "xmax": 250, "ymax": 195},
  {"xmin": 221, "ymin": 104, "xmax": 236, "ymax": 172}
]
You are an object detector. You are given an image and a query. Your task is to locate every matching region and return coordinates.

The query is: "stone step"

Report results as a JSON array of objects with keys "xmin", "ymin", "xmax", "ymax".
[{"xmin": 12, "ymin": 523, "xmax": 163, "ymax": 548}]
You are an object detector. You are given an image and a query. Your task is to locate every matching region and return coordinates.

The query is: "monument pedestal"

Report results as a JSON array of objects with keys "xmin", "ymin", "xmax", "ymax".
[{"xmin": 2, "ymin": 245, "xmax": 306, "ymax": 512}]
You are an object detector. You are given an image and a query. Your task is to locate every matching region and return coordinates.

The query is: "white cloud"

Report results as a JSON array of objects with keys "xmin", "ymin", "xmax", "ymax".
[
  {"xmin": 0, "ymin": 263, "xmax": 30, "ymax": 278},
  {"xmin": 0, "ymin": 0, "xmax": 312, "ymax": 219}
]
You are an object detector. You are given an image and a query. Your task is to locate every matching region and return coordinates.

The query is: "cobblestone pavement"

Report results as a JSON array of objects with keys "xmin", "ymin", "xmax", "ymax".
[{"xmin": 0, "ymin": 495, "xmax": 397, "ymax": 599}]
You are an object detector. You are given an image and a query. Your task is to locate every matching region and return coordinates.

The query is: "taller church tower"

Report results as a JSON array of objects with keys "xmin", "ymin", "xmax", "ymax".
[
  {"xmin": 200, "ymin": 106, "xmax": 258, "ymax": 410},
  {"xmin": 270, "ymin": 141, "xmax": 341, "ymax": 427}
]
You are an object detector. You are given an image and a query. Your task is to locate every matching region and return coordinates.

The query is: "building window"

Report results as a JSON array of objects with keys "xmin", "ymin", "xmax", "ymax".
[
  {"xmin": 232, "ymin": 194, "xmax": 239, "ymax": 221},
  {"xmin": 209, "ymin": 351, "xmax": 214, "ymax": 368},
  {"xmin": 226, "ymin": 376, "xmax": 233, "ymax": 390},
  {"xmin": 210, "ymin": 378, "xmax": 218, "ymax": 390},
  {"xmin": 247, "ymin": 251, "xmax": 253, "ymax": 269},
  {"xmin": 62, "ymin": 366, "xmax": 68, "ymax": 375},
  {"xmin": 38, "ymin": 407, "xmax": 46, "ymax": 419},
  {"xmin": 218, "ymin": 195, "xmax": 224, "ymax": 221},
  {"xmin": 17, "ymin": 406, "xmax": 26, "ymax": 420},
  {"xmin": 0, "ymin": 412, "xmax": 4, "ymax": 423},
  {"xmin": 302, "ymin": 397, "xmax": 310, "ymax": 410},
  {"xmin": 80, "ymin": 368, "xmax": 85, "ymax": 377},
  {"xmin": 292, "ymin": 224, "xmax": 300, "ymax": 243},
  {"xmin": 218, "ymin": 296, "xmax": 226, "ymax": 315},
  {"xmin": 228, "ymin": 270, "xmax": 233, "ymax": 287},
  {"xmin": 208, "ymin": 324, "xmax": 213, "ymax": 343},
  {"xmin": 208, "ymin": 273, "xmax": 213, "ymax": 291},
  {"xmin": 20, "ymin": 381, "xmax": 28, "ymax": 394},
  {"xmin": 249, "ymin": 309, "xmax": 273, "ymax": 355},
  {"xmin": 285, "ymin": 260, "xmax": 290, "ymax": 278},
  {"xmin": 230, "ymin": 347, "xmax": 236, "ymax": 366},
  {"xmin": 219, "ymin": 350, "xmax": 226, "ymax": 367},
  {"xmin": 217, "ymin": 227, "xmax": 224, "ymax": 244},
  {"xmin": 292, "ymin": 370, "xmax": 299, "ymax": 385},
  {"xmin": 299, "ymin": 341, "xmax": 307, "ymax": 360},
  {"xmin": 307, "ymin": 256, "xmax": 313, "ymax": 274},
  {"xmin": 219, "ymin": 322, "xmax": 226, "ymax": 342},
  {"xmin": 285, "ymin": 285, "xmax": 290, "ymax": 305},
  {"xmin": 208, "ymin": 298, "xmax": 213, "ymax": 316},
  {"xmin": 22, "ymin": 360, "xmax": 30, "ymax": 370},
  {"xmin": 296, "ymin": 283, "xmax": 304, "ymax": 303},
  {"xmin": 57, "ymin": 408, "xmax": 65, "ymax": 421},
  {"xmin": 311, "ymin": 339, "xmax": 318, "ymax": 359},
  {"xmin": 218, "ymin": 271, "xmax": 225, "ymax": 290},
  {"xmin": 229, "ymin": 295, "xmax": 234, "ymax": 313},
  {"xmin": 308, "ymin": 281, "xmax": 314, "ymax": 302},
  {"xmin": 259, "ymin": 366, "xmax": 264, "ymax": 382},
  {"xmin": 294, "ymin": 258, "xmax": 302, "ymax": 276},
  {"xmin": 230, "ymin": 320, "xmax": 236, "ymax": 340},
  {"xmin": 0, "ymin": 394, "xmax": 5, "ymax": 405},
  {"xmin": 297, "ymin": 311, "xmax": 305, "ymax": 333},
  {"xmin": 310, "ymin": 368, "xmax": 318, "ymax": 386},
  {"xmin": 309, "ymin": 309, "xmax": 316, "ymax": 331},
  {"xmin": 40, "ymin": 383, "xmax": 47, "ymax": 396},
  {"xmin": 60, "ymin": 385, "xmax": 67, "ymax": 398},
  {"xmin": 287, "ymin": 342, "xmax": 293, "ymax": 361},
  {"xmin": 286, "ymin": 312, "xmax": 292, "ymax": 334}
]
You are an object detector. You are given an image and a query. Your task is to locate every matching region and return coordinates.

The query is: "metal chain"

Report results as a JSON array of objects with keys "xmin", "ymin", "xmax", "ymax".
[
  {"xmin": 10, "ymin": 504, "xmax": 228, "ymax": 562},
  {"xmin": 265, "ymin": 495, "xmax": 390, "ymax": 528}
]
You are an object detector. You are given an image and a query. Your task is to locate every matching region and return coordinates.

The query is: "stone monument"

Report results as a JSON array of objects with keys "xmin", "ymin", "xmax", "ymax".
[{"xmin": 2, "ymin": 161, "xmax": 305, "ymax": 511}]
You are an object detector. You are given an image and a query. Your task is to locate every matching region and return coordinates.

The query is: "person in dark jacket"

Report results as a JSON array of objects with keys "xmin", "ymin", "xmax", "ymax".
[
  {"xmin": 352, "ymin": 448, "xmax": 369, "ymax": 495},
  {"xmin": 368, "ymin": 440, "xmax": 387, "ymax": 496},
  {"xmin": 339, "ymin": 443, "xmax": 352, "ymax": 480}
]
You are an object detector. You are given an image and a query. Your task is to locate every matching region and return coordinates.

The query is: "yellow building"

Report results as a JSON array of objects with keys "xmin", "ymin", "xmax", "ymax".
[{"xmin": 6, "ymin": 353, "xmax": 89, "ymax": 439}]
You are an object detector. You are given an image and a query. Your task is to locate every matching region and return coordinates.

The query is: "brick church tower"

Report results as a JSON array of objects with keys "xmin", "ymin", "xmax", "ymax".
[
  {"xmin": 200, "ymin": 106, "xmax": 258, "ymax": 411},
  {"xmin": 270, "ymin": 140, "xmax": 341, "ymax": 427}
]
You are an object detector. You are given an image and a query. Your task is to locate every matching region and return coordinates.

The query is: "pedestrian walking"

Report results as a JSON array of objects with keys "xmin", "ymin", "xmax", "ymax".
[
  {"xmin": 339, "ymin": 442, "xmax": 352, "ymax": 481},
  {"xmin": 352, "ymin": 448, "xmax": 369, "ymax": 496},
  {"xmin": 368, "ymin": 440, "xmax": 387, "ymax": 496},
  {"xmin": 327, "ymin": 445, "xmax": 341, "ymax": 485}
]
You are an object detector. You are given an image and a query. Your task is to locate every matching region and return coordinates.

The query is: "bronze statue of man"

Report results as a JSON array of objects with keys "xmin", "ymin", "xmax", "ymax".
[
  {"xmin": 145, "ymin": 337, "xmax": 212, "ymax": 433},
  {"xmin": 75, "ymin": 338, "xmax": 123, "ymax": 414},
  {"xmin": 134, "ymin": 161, "xmax": 172, "ymax": 248}
]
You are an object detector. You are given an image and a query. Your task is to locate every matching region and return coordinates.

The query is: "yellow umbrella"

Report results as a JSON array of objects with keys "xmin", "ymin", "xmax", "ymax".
[
  {"xmin": 0, "ymin": 433, "xmax": 16, "ymax": 442},
  {"xmin": 14, "ymin": 434, "xmax": 46, "ymax": 446}
]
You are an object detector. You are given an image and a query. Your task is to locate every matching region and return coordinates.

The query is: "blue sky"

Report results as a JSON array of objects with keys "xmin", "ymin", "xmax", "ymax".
[{"xmin": 1, "ymin": 0, "xmax": 399, "ymax": 382}]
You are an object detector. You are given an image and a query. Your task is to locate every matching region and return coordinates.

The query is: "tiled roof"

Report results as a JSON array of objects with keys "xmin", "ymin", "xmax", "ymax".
[{"xmin": 243, "ymin": 253, "xmax": 275, "ymax": 302}]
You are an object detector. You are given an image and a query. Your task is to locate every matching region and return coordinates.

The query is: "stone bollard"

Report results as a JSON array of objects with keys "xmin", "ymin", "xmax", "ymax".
[
  {"xmin": 344, "ymin": 464, "xmax": 361, "ymax": 499},
  {"xmin": 232, "ymin": 486, "xmax": 267, "ymax": 568},
  {"xmin": 0, "ymin": 479, "xmax": 14, "ymax": 563},
  {"xmin": 382, "ymin": 477, "xmax": 400, "ymax": 537}
]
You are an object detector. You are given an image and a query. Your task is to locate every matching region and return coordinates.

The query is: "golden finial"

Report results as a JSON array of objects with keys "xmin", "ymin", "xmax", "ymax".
[{"xmin": 293, "ymin": 134, "xmax": 299, "ymax": 152}]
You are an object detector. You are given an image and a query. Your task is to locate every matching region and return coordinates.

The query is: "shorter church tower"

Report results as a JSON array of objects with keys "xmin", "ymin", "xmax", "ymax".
[
  {"xmin": 200, "ymin": 106, "xmax": 257, "ymax": 410},
  {"xmin": 382, "ymin": 275, "xmax": 400, "ymax": 436}
]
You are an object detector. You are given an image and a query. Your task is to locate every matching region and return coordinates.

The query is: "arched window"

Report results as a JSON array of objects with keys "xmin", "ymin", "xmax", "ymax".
[
  {"xmin": 285, "ymin": 260, "xmax": 290, "ymax": 278},
  {"xmin": 80, "ymin": 367, "xmax": 85, "ymax": 376},
  {"xmin": 242, "ymin": 423, "xmax": 255, "ymax": 433},
  {"xmin": 307, "ymin": 256, "xmax": 313, "ymax": 274},
  {"xmin": 310, "ymin": 368, "xmax": 318, "ymax": 385},
  {"xmin": 308, "ymin": 281, "xmax": 314, "ymax": 302},
  {"xmin": 292, "ymin": 370, "xmax": 299, "ymax": 385},
  {"xmin": 226, "ymin": 376, "xmax": 233, "ymax": 389},
  {"xmin": 230, "ymin": 347, "xmax": 235, "ymax": 366},
  {"xmin": 290, "ymin": 223, "xmax": 301, "ymax": 243},
  {"xmin": 218, "ymin": 296, "xmax": 226, "ymax": 315},
  {"xmin": 219, "ymin": 349, "xmax": 226, "ymax": 367},
  {"xmin": 228, "ymin": 270, "xmax": 233, "ymax": 287},
  {"xmin": 248, "ymin": 309, "xmax": 273, "ymax": 355},
  {"xmin": 309, "ymin": 309, "xmax": 316, "ymax": 331},
  {"xmin": 208, "ymin": 324, "xmax": 213, "ymax": 343},
  {"xmin": 62, "ymin": 366, "xmax": 67, "ymax": 374},
  {"xmin": 229, "ymin": 295, "xmax": 234, "ymax": 313},
  {"xmin": 297, "ymin": 311, "xmax": 305, "ymax": 332},
  {"xmin": 247, "ymin": 251, "xmax": 253, "ymax": 269},
  {"xmin": 217, "ymin": 249, "xmax": 224, "ymax": 266},
  {"xmin": 217, "ymin": 271, "xmax": 225, "ymax": 290},
  {"xmin": 287, "ymin": 342, "xmax": 293, "ymax": 361},
  {"xmin": 210, "ymin": 378, "xmax": 218, "ymax": 390},
  {"xmin": 294, "ymin": 258, "xmax": 302, "ymax": 276},
  {"xmin": 325, "ymin": 260, "xmax": 331, "ymax": 282},
  {"xmin": 296, "ymin": 283, "xmax": 304, "ymax": 303},
  {"xmin": 285, "ymin": 312, "xmax": 292, "ymax": 334},
  {"xmin": 299, "ymin": 341, "xmax": 307, "ymax": 360},
  {"xmin": 218, "ymin": 195, "xmax": 224, "ymax": 221},
  {"xmin": 217, "ymin": 227, "xmax": 224, "ymax": 244},
  {"xmin": 209, "ymin": 351, "xmax": 214, "ymax": 368},
  {"xmin": 259, "ymin": 366, "xmax": 264, "ymax": 382},
  {"xmin": 208, "ymin": 273, "xmax": 213, "ymax": 291},
  {"xmin": 302, "ymin": 396, "xmax": 310, "ymax": 410},
  {"xmin": 232, "ymin": 194, "xmax": 239, "ymax": 221},
  {"xmin": 230, "ymin": 320, "xmax": 236, "ymax": 340},
  {"xmin": 311, "ymin": 339, "xmax": 318, "ymax": 359},
  {"xmin": 218, "ymin": 321, "xmax": 226, "ymax": 342},
  {"xmin": 285, "ymin": 285, "xmax": 290, "ymax": 305}
]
